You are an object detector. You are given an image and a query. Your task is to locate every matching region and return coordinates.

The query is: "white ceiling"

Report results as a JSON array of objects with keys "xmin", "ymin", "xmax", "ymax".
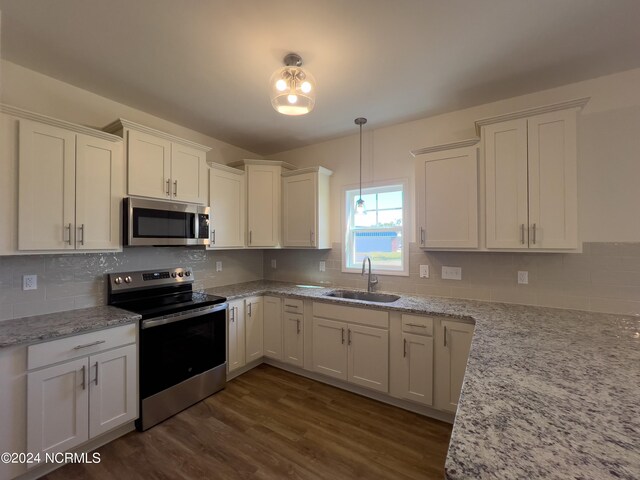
[{"xmin": 1, "ymin": 0, "xmax": 640, "ymax": 155}]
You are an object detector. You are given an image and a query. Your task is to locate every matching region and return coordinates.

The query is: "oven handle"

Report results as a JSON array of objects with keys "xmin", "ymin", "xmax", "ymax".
[{"xmin": 141, "ymin": 303, "xmax": 228, "ymax": 329}]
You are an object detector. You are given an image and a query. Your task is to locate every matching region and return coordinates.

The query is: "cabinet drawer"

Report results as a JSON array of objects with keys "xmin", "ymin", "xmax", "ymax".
[
  {"xmin": 283, "ymin": 298, "xmax": 304, "ymax": 313},
  {"xmin": 401, "ymin": 315, "xmax": 434, "ymax": 336},
  {"xmin": 28, "ymin": 323, "xmax": 136, "ymax": 370},
  {"xmin": 313, "ymin": 302, "xmax": 389, "ymax": 329}
]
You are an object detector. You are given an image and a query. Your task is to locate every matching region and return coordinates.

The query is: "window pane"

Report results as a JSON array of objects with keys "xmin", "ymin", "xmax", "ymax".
[
  {"xmin": 354, "ymin": 211, "xmax": 377, "ymax": 227},
  {"xmin": 354, "ymin": 193, "xmax": 377, "ymax": 211},
  {"xmin": 377, "ymin": 209, "xmax": 402, "ymax": 227},
  {"xmin": 378, "ymin": 191, "xmax": 402, "ymax": 209},
  {"xmin": 352, "ymin": 231, "xmax": 402, "ymax": 269}
]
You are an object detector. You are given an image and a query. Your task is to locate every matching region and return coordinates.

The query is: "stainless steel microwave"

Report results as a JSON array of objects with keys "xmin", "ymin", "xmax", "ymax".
[{"xmin": 124, "ymin": 198, "xmax": 210, "ymax": 246}]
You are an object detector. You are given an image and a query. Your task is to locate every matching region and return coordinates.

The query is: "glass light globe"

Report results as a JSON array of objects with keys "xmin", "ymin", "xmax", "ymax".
[{"xmin": 269, "ymin": 65, "xmax": 316, "ymax": 116}]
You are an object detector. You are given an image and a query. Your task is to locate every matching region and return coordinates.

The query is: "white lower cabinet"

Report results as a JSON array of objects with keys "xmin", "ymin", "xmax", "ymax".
[
  {"xmin": 435, "ymin": 320, "xmax": 474, "ymax": 413},
  {"xmin": 263, "ymin": 296, "xmax": 283, "ymax": 360},
  {"xmin": 245, "ymin": 296, "xmax": 264, "ymax": 363},
  {"xmin": 283, "ymin": 312, "xmax": 304, "ymax": 367},
  {"xmin": 397, "ymin": 315, "xmax": 434, "ymax": 407},
  {"xmin": 227, "ymin": 299, "xmax": 246, "ymax": 373},
  {"xmin": 312, "ymin": 303, "xmax": 389, "ymax": 393},
  {"xmin": 26, "ymin": 325, "xmax": 137, "ymax": 461}
]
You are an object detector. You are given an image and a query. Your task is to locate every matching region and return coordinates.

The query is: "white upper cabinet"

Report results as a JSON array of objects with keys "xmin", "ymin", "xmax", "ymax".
[
  {"xmin": 282, "ymin": 167, "xmax": 332, "ymax": 249},
  {"xmin": 208, "ymin": 164, "xmax": 245, "ymax": 249},
  {"xmin": 104, "ymin": 119, "xmax": 210, "ymax": 205},
  {"xmin": 414, "ymin": 141, "xmax": 479, "ymax": 249},
  {"xmin": 18, "ymin": 116, "xmax": 123, "ymax": 252},
  {"xmin": 482, "ymin": 105, "xmax": 580, "ymax": 250},
  {"xmin": 246, "ymin": 164, "xmax": 282, "ymax": 247}
]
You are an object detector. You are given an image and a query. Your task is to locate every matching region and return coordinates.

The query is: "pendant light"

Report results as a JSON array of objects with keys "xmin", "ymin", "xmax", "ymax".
[
  {"xmin": 270, "ymin": 53, "xmax": 316, "ymax": 115},
  {"xmin": 355, "ymin": 117, "xmax": 367, "ymax": 213}
]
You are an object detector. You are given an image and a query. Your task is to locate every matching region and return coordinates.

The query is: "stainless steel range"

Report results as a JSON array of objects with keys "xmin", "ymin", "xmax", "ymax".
[{"xmin": 107, "ymin": 267, "xmax": 227, "ymax": 431}]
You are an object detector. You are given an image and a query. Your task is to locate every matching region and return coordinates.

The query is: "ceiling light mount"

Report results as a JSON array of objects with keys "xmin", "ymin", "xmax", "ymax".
[{"xmin": 270, "ymin": 52, "xmax": 316, "ymax": 116}]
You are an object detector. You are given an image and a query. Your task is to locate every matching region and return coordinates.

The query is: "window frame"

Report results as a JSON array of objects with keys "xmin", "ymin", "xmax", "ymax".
[{"xmin": 342, "ymin": 178, "xmax": 409, "ymax": 277}]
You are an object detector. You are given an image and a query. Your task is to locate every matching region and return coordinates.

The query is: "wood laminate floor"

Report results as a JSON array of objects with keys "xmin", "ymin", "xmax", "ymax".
[{"xmin": 43, "ymin": 365, "xmax": 453, "ymax": 480}]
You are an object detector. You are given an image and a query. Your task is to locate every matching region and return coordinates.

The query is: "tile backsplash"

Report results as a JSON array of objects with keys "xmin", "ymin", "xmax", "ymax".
[
  {"xmin": 0, "ymin": 248, "xmax": 263, "ymax": 320},
  {"xmin": 263, "ymin": 242, "xmax": 640, "ymax": 316}
]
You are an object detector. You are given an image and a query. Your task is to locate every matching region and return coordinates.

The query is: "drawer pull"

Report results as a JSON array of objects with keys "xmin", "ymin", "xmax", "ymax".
[
  {"xmin": 405, "ymin": 323, "xmax": 427, "ymax": 328},
  {"xmin": 73, "ymin": 340, "xmax": 106, "ymax": 350}
]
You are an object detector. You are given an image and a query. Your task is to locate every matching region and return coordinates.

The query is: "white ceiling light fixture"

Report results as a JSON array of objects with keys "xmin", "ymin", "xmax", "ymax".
[
  {"xmin": 355, "ymin": 117, "xmax": 367, "ymax": 214},
  {"xmin": 270, "ymin": 53, "xmax": 316, "ymax": 116}
]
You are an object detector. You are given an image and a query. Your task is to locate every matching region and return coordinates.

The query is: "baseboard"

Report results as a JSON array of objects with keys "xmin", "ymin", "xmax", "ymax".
[
  {"xmin": 14, "ymin": 422, "xmax": 135, "ymax": 480},
  {"xmin": 261, "ymin": 359, "xmax": 455, "ymax": 424},
  {"xmin": 227, "ymin": 358, "xmax": 264, "ymax": 381}
]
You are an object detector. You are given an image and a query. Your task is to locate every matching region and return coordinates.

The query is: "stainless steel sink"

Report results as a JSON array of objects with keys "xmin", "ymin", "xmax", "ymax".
[{"xmin": 325, "ymin": 290, "xmax": 401, "ymax": 303}]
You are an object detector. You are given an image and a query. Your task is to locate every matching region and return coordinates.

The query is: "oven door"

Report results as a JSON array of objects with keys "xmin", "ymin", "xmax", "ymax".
[
  {"xmin": 125, "ymin": 197, "xmax": 210, "ymax": 246},
  {"xmin": 139, "ymin": 304, "xmax": 227, "ymax": 399}
]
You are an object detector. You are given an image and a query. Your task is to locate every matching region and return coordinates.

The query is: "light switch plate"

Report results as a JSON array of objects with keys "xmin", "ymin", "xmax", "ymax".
[
  {"xmin": 518, "ymin": 271, "xmax": 529, "ymax": 284},
  {"xmin": 442, "ymin": 266, "xmax": 462, "ymax": 280},
  {"xmin": 419, "ymin": 265, "xmax": 430, "ymax": 278},
  {"xmin": 319, "ymin": 261, "xmax": 326, "ymax": 272},
  {"xmin": 271, "ymin": 259, "xmax": 277, "ymax": 269},
  {"xmin": 23, "ymin": 274, "xmax": 37, "ymax": 290},
  {"xmin": 216, "ymin": 261, "xmax": 222, "ymax": 272}
]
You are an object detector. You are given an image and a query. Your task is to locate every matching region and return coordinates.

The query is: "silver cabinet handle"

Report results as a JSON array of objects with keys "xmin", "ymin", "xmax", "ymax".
[
  {"xmin": 405, "ymin": 323, "xmax": 426, "ymax": 328},
  {"xmin": 166, "ymin": 179, "xmax": 170, "ymax": 196},
  {"xmin": 310, "ymin": 230, "xmax": 314, "ymax": 245},
  {"xmin": 341, "ymin": 328, "xmax": 345, "ymax": 344},
  {"xmin": 173, "ymin": 180, "xmax": 178, "ymax": 197},
  {"xmin": 520, "ymin": 224, "xmax": 525, "ymax": 245},
  {"xmin": 532, "ymin": 223, "xmax": 537, "ymax": 245},
  {"xmin": 248, "ymin": 302, "xmax": 252, "ymax": 317},
  {"xmin": 81, "ymin": 365, "xmax": 86, "ymax": 390},
  {"xmin": 348, "ymin": 329, "xmax": 352, "ymax": 346},
  {"xmin": 230, "ymin": 306, "xmax": 234, "ymax": 322},
  {"xmin": 420, "ymin": 227, "xmax": 425, "ymax": 245},
  {"xmin": 403, "ymin": 338, "xmax": 407, "ymax": 357},
  {"xmin": 444, "ymin": 325, "xmax": 448, "ymax": 347},
  {"xmin": 296, "ymin": 319, "xmax": 301, "ymax": 334},
  {"xmin": 211, "ymin": 229, "xmax": 216, "ymax": 245},
  {"xmin": 73, "ymin": 340, "xmax": 106, "ymax": 350},
  {"xmin": 284, "ymin": 303, "xmax": 299, "ymax": 310},
  {"xmin": 65, "ymin": 223, "xmax": 72, "ymax": 245},
  {"xmin": 79, "ymin": 224, "xmax": 85, "ymax": 245},
  {"xmin": 93, "ymin": 361, "xmax": 99, "ymax": 386},
  {"xmin": 249, "ymin": 230, "xmax": 252, "ymax": 245}
]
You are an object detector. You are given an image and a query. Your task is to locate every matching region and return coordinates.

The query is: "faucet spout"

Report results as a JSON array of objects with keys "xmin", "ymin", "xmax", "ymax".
[{"xmin": 361, "ymin": 256, "xmax": 378, "ymax": 293}]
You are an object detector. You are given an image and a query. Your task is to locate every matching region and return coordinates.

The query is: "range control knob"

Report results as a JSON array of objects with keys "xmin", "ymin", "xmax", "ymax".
[
  {"xmin": 185, "ymin": 271, "xmax": 191, "ymax": 277},
  {"xmin": 114, "ymin": 277, "xmax": 123, "ymax": 285},
  {"xmin": 171, "ymin": 272, "xmax": 177, "ymax": 278},
  {"xmin": 178, "ymin": 271, "xmax": 184, "ymax": 278},
  {"xmin": 124, "ymin": 276, "xmax": 132, "ymax": 284}
]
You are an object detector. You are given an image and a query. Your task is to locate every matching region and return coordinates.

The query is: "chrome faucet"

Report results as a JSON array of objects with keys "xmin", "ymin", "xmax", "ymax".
[{"xmin": 362, "ymin": 256, "xmax": 378, "ymax": 292}]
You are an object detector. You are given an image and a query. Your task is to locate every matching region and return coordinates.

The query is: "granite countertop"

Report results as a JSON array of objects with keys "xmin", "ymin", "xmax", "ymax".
[
  {"xmin": 0, "ymin": 306, "xmax": 141, "ymax": 348},
  {"xmin": 205, "ymin": 280, "xmax": 640, "ymax": 480}
]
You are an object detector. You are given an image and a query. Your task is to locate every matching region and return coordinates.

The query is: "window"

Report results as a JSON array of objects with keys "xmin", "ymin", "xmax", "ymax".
[{"xmin": 343, "ymin": 182, "xmax": 407, "ymax": 275}]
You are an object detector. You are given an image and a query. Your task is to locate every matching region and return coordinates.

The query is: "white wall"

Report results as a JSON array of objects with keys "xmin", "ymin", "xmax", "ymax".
[
  {"xmin": 0, "ymin": 59, "xmax": 261, "ymax": 164},
  {"xmin": 268, "ymin": 68, "xmax": 640, "ymax": 243}
]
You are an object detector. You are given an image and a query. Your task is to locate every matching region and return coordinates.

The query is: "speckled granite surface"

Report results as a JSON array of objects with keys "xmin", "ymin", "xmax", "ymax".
[
  {"xmin": 0, "ymin": 306, "xmax": 140, "ymax": 348},
  {"xmin": 205, "ymin": 280, "xmax": 640, "ymax": 480}
]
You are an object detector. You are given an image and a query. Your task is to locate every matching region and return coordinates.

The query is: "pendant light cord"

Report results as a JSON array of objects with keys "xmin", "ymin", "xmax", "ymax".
[{"xmin": 359, "ymin": 122, "xmax": 363, "ymax": 200}]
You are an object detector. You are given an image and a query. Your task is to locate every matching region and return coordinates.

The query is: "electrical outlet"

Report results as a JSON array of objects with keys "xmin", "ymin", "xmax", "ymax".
[
  {"xmin": 419, "ymin": 265, "xmax": 430, "ymax": 278},
  {"xmin": 23, "ymin": 274, "xmax": 38, "ymax": 291},
  {"xmin": 271, "ymin": 259, "xmax": 277, "ymax": 269},
  {"xmin": 518, "ymin": 271, "xmax": 529, "ymax": 285},
  {"xmin": 216, "ymin": 261, "xmax": 222, "ymax": 272},
  {"xmin": 319, "ymin": 261, "xmax": 326, "ymax": 272},
  {"xmin": 441, "ymin": 266, "xmax": 462, "ymax": 280}
]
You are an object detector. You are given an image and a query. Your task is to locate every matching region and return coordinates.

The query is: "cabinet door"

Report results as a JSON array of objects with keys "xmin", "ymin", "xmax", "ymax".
[
  {"xmin": 127, "ymin": 129, "xmax": 171, "ymax": 199},
  {"xmin": 419, "ymin": 147, "xmax": 478, "ymax": 248},
  {"xmin": 227, "ymin": 300, "xmax": 246, "ymax": 373},
  {"xmin": 528, "ymin": 110, "xmax": 578, "ymax": 249},
  {"xmin": 263, "ymin": 296, "xmax": 283, "ymax": 360},
  {"xmin": 437, "ymin": 320, "xmax": 474, "ymax": 413},
  {"xmin": 348, "ymin": 324, "xmax": 389, "ymax": 393},
  {"xmin": 27, "ymin": 358, "xmax": 89, "ymax": 457},
  {"xmin": 400, "ymin": 333, "xmax": 433, "ymax": 406},
  {"xmin": 75, "ymin": 135, "xmax": 123, "ymax": 250},
  {"xmin": 283, "ymin": 312, "xmax": 304, "ymax": 367},
  {"xmin": 484, "ymin": 119, "xmax": 529, "ymax": 249},
  {"xmin": 171, "ymin": 143, "xmax": 206, "ymax": 203},
  {"xmin": 247, "ymin": 165, "xmax": 281, "ymax": 247},
  {"xmin": 88, "ymin": 344, "xmax": 137, "ymax": 438},
  {"xmin": 209, "ymin": 168, "xmax": 245, "ymax": 248},
  {"xmin": 18, "ymin": 119, "xmax": 76, "ymax": 250},
  {"xmin": 312, "ymin": 318, "xmax": 347, "ymax": 380},
  {"xmin": 282, "ymin": 172, "xmax": 317, "ymax": 247},
  {"xmin": 245, "ymin": 297, "xmax": 264, "ymax": 363}
]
